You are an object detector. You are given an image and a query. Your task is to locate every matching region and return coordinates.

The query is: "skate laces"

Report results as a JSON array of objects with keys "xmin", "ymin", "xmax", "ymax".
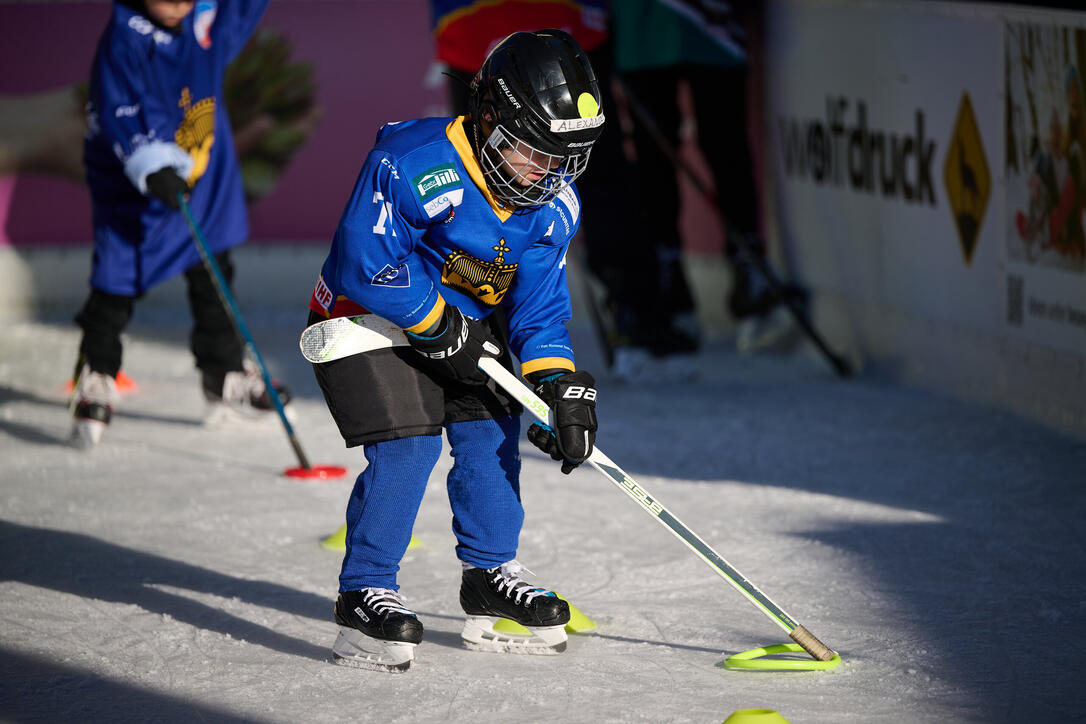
[
  {"xmin": 220, "ymin": 369, "xmax": 267, "ymax": 406},
  {"xmin": 361, "ymin": 588, "xmax": 414, "ymax": 617},
  {"xmin": 489, "ymin": 561, "xmax": 552, "ymax": 606},
  {"xmin": 73, "ymin": 366, "xmax": 117, "ymax": 407}
]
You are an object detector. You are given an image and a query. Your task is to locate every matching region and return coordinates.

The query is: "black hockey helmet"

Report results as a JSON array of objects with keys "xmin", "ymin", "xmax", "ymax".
[{"xmin": 468, "ymin": 29, "xmax": 605, "ymax": 208}]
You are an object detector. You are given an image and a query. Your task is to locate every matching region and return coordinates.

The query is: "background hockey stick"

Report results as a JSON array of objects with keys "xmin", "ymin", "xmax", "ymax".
[
  {"xmin": 179, "ymin": 195, "xmax": 345, "ymax": 479},
  {"xmin": 300, "ymin": 315, "xmax": 837, "ymax": 661},
  {"xmin": 614, "ymin": 76, "xmax": 853, "ymax": 378}
]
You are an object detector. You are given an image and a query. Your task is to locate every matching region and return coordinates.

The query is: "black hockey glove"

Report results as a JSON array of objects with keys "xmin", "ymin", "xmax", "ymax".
[
  {"xmin": 526, "ymin": 370, "xmax": 598, "ymax": 474},
  {"xmin": 146, "ymin": 167, "xmax": 189, "ymax": 210},
  {"xmin": 404, "ymin": 305, "xmax": 500, "ymax": 386}
]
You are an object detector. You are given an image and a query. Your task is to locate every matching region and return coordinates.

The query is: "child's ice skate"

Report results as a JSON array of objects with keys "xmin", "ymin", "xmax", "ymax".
[
  {"xmin": 70, "ymin": 363, "xmax": 117, "ymax": 449},
  {"xmin": 459, "ymin": 560, "xmax": 570, "ymax": 654},
  {"xmin": 202, "ymin": 362, "xmax": 293, "ymax": 427},
  {"xmin": 331, "ymin": 588, "xmax": 423, "ymax": 673}
]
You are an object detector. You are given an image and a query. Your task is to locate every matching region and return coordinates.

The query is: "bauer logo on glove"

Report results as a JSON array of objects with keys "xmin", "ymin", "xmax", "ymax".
[
  {"xmin": 526, "ymin": 370, "xmax": 598, "ymax": 474},
  {"xmin": 416, "ymin": 317, "xmax": 471, "ymax": 360},
  {"xmin": 404, "ymin": 305, "xmax": 501, "ymax": 386}
]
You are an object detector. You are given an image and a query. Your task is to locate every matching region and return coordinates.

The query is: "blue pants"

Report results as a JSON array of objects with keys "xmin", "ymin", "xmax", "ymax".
[{"xmin": 339, "ymin": 415, "xmax": 523, "ymax": 592}]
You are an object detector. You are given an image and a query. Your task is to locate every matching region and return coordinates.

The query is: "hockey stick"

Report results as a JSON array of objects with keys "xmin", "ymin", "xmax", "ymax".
[
  {"xmin": 300, "ymin": 314, "xmax": 836, "ymax": 661},
  {"xmin": 179, "ymin": 195, "xmax": 344, "ymax": 479},
  {"xmin": 614, "ymin": 75, "xmax": 853, "ymax": 378}
]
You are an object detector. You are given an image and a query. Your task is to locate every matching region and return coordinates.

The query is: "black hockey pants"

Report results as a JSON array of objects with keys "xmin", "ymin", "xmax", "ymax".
[{"xmin": 74, "ymin": 251, "xmax": 244, "ymax": 380}]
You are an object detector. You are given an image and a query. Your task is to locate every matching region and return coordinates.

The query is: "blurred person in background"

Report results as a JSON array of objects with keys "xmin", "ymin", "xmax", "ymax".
[
  {"xmin": 70, "ymin": 0, "xmax": 290, "ymax": 448},
  {"xmin": 611, "ymin": 0, "xmax": 800, "ymax": 359}
]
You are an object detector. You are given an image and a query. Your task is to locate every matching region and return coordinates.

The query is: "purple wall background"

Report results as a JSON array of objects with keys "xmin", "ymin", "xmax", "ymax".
[{"xmin": 0, "ymin": 1, "xmax": 446, "ymax": 247}]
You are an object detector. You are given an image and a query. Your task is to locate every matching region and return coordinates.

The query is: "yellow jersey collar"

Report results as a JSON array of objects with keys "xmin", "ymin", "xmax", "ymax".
[{"xmin": 446, "ymin": 116, "xmax": 513, "ymax": 222}]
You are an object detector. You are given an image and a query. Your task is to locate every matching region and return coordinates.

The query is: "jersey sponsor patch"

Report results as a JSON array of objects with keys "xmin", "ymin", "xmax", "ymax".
[
  {"xmin": 193, "ymin": 1, "xmax": 217, "ymax": 48},
  {"xmin": 414, "ymin": 164, "xmax": 461, "ymax": 201},
  {"xmin": 414, "ymin": 163, "xmax": 464, "ymax": 219},
  {"xmin": 555, "ymin": 186, "xmax": 580, "ymax": 225},
  {"xmin": 313, "ymin": 275, "xmax": 333, "ymax": 312},
  {"xmin": 371, "ymin": 263, "xmax": 411, "ymax": 288},
  {"xmin": 423, "ymin": 188, "xmax": 463, "ymax": 219},
  {"xmin": 550, "ymin": 203, "xmax": 571, "ymax": 237}
]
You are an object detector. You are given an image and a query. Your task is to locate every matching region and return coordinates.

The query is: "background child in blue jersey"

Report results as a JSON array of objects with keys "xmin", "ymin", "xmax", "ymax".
[
  {"xmin": 71, "ymin": 0, "xmax": 285, "ymax": 447},
  {"xmin": 305, "ymin": 30, "xmax": 604, "ymax": 672}
]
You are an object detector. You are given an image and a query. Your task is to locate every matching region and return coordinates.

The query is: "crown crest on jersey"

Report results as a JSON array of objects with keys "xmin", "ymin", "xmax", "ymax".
[
  {"xmin": 441, "ymin": 239, "xmax": 517, "ymax": 307},
  {"xmin": 174, "ymin": 88, "xmax": 216, "ymax": 184}
]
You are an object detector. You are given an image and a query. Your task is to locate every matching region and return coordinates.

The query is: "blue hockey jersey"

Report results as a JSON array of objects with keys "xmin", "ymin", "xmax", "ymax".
[
  {"xmin": 310, "ymin": 117, "xmax": 582, "ymax": 377},
  {"xmin": 83, "ymin": 0, "xmax": 268, "ymax": 296}
]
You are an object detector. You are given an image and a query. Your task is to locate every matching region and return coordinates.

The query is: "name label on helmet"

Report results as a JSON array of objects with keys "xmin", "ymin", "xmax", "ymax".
[{"xmin": 550, "ymin": 115, "xmax": 605, "ymax": 133}]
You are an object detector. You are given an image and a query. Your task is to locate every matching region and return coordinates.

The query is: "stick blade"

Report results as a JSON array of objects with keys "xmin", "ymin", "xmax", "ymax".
[
  {"xmin": 789, "ymin": 624, "xmax": 836, "ymax": 661},
  {"xmin": 299, "ymin": 315, "xmax": 406, "ymax": 363}
]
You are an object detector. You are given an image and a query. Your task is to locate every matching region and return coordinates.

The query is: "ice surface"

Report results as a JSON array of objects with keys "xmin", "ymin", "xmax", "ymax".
[{"xmin": 1, "ymin": 310, "xmax": 1084, "ymax": 723}]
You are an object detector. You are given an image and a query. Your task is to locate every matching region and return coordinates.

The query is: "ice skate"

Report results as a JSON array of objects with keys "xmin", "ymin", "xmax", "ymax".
[
  {"xmin": 459, "ymin": 561, "xmax": 569, "ymax": 654},
  {"xmin": 609, "ymin": 305, "xmax": 700, "ymax": 384},
  {"xmin": 728, "ymin": 258, "xmax": 804, "ymax": 354},
  {"xmin": 728, "ymin": 258, "xmax": 779, "ymax": 320},
  {"xmin": 331, "ymin": 588, "xmax": 423, "ymax": 672},
  {"xmin": 735, "ymin": 304, "xmax": 796, "ymax": 354},
  {"xmin": 610, "ymin": 345, "xmax": 652, "ymax": 384},
  {"xmin": 202, "ymin": 361, "xmax": 293, "ymax": 427},
  {"xmin": 611, "ymin": 345, "xmax": 699, "ymax": 385},
  {"xmin": 70, "ymin": 364, "xmax": 117, "ymax": 449}
]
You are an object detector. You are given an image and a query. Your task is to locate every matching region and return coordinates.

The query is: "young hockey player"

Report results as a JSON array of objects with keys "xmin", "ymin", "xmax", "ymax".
[
  {"xmin": 71, "ymin": 0, "xmax": 287, "ymax": 447},
  {"xmin": 305, "ymin": 29, "xmax": 604, "ymax": 671}
]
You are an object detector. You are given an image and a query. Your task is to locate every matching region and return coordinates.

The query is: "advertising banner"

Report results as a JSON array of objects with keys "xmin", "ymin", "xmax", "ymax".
[
  {"xmin": 1004, "ymin": 20, "xmax": 1086, "ymax": 353},
  {"xmin": 766, "ymin": 0, "xmax": 1003, "ymax": 333},
  {"xmin": 767, "ymin": 0, "xmax": 1086, "ymax": 357}
]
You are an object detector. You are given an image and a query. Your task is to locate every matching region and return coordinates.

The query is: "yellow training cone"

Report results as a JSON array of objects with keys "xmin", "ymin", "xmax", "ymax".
[
  {"xmin": 557, "ymin": 593, "xmax": 597, "ymax": 634},
  {"xmin": 319, "ymin": 524, "xmax": 347, "ymax": 551},
  {"xmin": 491, "ymin": 592, "xmax": 596, "ymax": 635},
  {"xmin": 320, "ymin": 524, "xmax": 420, "ymax": 552},
  {"xmin": 723, "ymin": 709, "xmax": 791, "ymax": 724},
  {"xmin": 492, "ymin": 618, "xmax": 532, "ymax": 635}
]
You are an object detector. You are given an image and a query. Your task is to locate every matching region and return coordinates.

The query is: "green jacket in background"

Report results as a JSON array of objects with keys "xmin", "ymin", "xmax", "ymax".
[{"xmin": 612, "ymin": 0, "xmax": 749, "ymax": 72}]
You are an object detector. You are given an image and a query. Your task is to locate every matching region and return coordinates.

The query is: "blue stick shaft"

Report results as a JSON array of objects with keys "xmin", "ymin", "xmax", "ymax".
[{"xmin": 178, "ymin": 195, "xmax": 311, "ymax": 469}]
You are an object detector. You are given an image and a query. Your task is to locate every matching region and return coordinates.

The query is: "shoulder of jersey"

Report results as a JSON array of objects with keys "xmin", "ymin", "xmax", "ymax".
[
  {"xmin": 550, "ymin": 185, "xmax": 581, "ymax": 231},
  {"xmin": 374, "ymin": 117, "xmax": 455, "ymax": 156},
  {"xmin": 114, "ymin": 6, "xmax": 170, "ymax": 47},
  {"xmin": 376, "ymin": 118, "xmax": 466, "ymax": 221}
]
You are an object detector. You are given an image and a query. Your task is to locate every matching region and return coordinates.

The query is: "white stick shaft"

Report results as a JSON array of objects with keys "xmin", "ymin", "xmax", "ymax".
[{"xmin": 477, "ymin": 357, "xmax": 797, "ymax": 635}]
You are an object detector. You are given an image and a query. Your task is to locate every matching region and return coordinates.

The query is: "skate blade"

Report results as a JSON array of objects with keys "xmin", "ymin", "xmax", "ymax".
[
  {"xmin": 71, "ymin": 419, "xmax": 106, "ymax": 449},
  {"xmin": 331, "ymin": 626, "xmax": 416, "ymax": 672},
  {"xmin": 460, "ymin": 616, "xmax": 567, "ymax": 655}
]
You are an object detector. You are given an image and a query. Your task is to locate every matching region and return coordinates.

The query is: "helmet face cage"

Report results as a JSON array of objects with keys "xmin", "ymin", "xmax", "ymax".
[
  {"xmin": 478, "ymin": 124, "xmax": 592, "ymax": 207},
  {"xmin": 469, "ymin": 29, "xmax": 604, "ymax": 209}
]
